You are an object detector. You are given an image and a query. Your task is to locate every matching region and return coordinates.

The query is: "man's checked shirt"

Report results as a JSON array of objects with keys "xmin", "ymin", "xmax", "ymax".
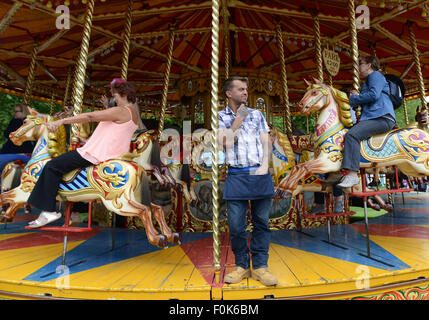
[{"xmin": 218, "ymin": 106, "xmax": 270, "ymax": 168}]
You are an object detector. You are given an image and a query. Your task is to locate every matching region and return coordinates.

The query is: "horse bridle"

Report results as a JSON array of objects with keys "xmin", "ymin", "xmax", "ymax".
[
  {"xmin": 304, "ymin": 84, "xmax": 330, "ymax": 109},
  {"xmin": 13, "ymin": 116, "xmax": 43, "ymax": 141}
]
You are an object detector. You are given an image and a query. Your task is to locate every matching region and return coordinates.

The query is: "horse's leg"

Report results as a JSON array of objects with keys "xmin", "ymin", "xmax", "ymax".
[
  {"xmin": 373, "ymin": 194, "xmax": 393, "ymax": 212},
  {"xmin": 148, "ymin": 165, "xmax": 167, "ymax": 187},
  {"xmin": 280, "ymin": 159, "xmax": 326, "ymax": 192},
  {"xmin": 161, "ymin": 167, "xmax": 177, "ymax": 188},
  {"xmin": 0, "ymin": 189, "xmax": 25, "ymax": 222},
  {"xmin": 277, "ymin": 165, "xmax": 302, "ymax": 192},
  {"xmin": 128, "ymin": 200, "xmax": 168, "ymax": 248},
  {"xmin": 151, "ymin": 203, "xmax": 180, "ymax": 244},
  {"xmin": 0, "ymin": 201, "xmax": 25, "ymax": 222}
]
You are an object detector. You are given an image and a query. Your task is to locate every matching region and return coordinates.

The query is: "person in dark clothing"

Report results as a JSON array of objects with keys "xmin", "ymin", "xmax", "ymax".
[{"xmin": 0, "ymin": 104, "xmax": 35, "ymax": 176}]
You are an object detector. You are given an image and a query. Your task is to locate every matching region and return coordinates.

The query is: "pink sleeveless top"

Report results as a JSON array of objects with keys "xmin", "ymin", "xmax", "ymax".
[{"xmin": 77, "ymin": 107, "xmax": 138, "ymax": 164}]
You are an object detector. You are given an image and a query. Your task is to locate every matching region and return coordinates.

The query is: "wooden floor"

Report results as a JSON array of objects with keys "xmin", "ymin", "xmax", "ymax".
[{"xmin": 1, "ymin": 192, "xmax": 429, "ymax": 300}]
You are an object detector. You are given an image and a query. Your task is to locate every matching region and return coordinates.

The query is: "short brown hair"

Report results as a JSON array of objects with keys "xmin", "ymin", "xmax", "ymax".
[
  {"xmin": 112, "ymin": 81, "xmax": 137, "ymax": 104},
  {"xmin": 222, "ymin": 76, "xmax": 249, "ymax": 96},
  {"xmin": 359, "ymin": 55, "xmax": 380, "ymax": 71}
]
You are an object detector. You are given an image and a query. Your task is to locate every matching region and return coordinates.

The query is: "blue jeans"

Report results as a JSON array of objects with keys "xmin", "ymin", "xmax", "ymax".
[{"xmin": 227, "ymin": 198, "xmax": 272, "ymax": 269}]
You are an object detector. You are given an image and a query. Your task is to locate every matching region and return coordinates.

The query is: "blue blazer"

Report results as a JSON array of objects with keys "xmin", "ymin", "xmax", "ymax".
[{"xmin": 349, "ymin": 71, "xmax": 396, "ymax": 121}]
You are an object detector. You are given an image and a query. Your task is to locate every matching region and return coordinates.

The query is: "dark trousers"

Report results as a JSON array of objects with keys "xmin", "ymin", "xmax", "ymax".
[
  {"xmin": 227, "ymin": 198, "xmax": 272, "ymax": 269},
  {"xmin": 27, "ymin": 150, "xmax": 92, "ymax": 212},
  {"xmin": 341, "ymin": 117, "xmax": 395, "ymax": 172}
]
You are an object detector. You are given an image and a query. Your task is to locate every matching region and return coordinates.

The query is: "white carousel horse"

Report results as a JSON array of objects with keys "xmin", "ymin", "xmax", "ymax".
[
  {"xmin": 0, "ymin": 110, "xmax": 179, "ymax": 248},
  {"xmin": 277, "ymin": 78, "xmax": 429, "ymax": 196}
]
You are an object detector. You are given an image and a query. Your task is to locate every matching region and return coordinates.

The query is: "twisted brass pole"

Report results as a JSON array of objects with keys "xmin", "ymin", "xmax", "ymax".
[
  {"xmin": 120, "ymin": 0, "xmax": 133, "ymax": 80},
  {"xmin": 408, "ymin": 21, "xmax": 427, "ymax": 108},
  {"xmin": 0, "ymin": 2, "xmax": 22, "ymax": 35},
  {"xmin": 403, "ymin": 98, "xmax": 409, "ymax": 125},
  {"xmin": 313, "ymin": 14, "xmax": 323, "ymax": 83},
  {"xmin": 348, "ymin": 0, "xmax": 361, "ymax": 118},
  {"xmin": 210, "ymin": 0, "xmax": 221, "ymax": 273},
  {"xmin": 276, "ymin": 24, "xmax": 292, "ymax": 138},
  {"xmin": 70, "ymin": 0, "xmax": 95, "ymax": 145},
  {"xmin": 222, "ymin": 0, "xmax": 230, "ymax": 79},
  {"xmin": 157, "ymin": 26, "xmax": 175, "ymax": 138},
  {"xmin": 23, "ymin": 42, "xmax": 39, "ymax": 107},
  {"xmin": 62, "ymin": 65, "xmax": 73, "ymax": 107}
]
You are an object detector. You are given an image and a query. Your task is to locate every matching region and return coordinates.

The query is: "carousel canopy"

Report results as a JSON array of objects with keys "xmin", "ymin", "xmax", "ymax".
[{"xmin": 0, "ymin": 0, "xmax": 428, "ymax": 114}]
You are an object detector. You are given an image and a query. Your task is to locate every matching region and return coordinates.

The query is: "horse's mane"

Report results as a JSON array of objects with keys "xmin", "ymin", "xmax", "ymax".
[
  {"xmin": 329, "ymin": 86, "xmax": 354, "ymax": 127},
  {"xmin": 27, "ymin": 114, "xmax": 67, "ymax": 158},
  {"xmin": 46, "ymin": 115, "xmax": 67, "ymax": 157},
  {"xmin": 309, "ymin": 84, "xmax": 354, "ymax": 128},
  {"xmin": 270, "ymin": 126, "xmax": 296, "ymax": 161}
]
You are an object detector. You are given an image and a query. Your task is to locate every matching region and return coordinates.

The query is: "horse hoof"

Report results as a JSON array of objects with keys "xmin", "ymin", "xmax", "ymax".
[
  {"xmin": 158, "ymin": 235, "xmax": 168, "ymax": 248},
  {"xmin": 0, "ymin": 216, "xmax": 13, "ymax": 223},
  {"xmin": 170, "ymin": 233, "xmax": 181, "ymax": 245},
  {"xmin": 385, "ymin": 204, "xmax": 394, "ymax": 212}
]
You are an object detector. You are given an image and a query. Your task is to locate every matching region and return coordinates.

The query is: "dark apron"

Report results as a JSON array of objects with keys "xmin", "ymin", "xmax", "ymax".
[{"xmin": 223, "ymin": 167, "xmax": 274, "ymax": 200}]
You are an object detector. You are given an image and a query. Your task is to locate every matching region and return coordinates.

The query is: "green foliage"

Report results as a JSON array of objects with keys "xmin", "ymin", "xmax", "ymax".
[
  {"xmin": 0, "ymin": 92, "xmax": 64, "ymax": 148},
  {"xmin": 394, "ymin": 98, "xmax": 420, "ymax": 128}
]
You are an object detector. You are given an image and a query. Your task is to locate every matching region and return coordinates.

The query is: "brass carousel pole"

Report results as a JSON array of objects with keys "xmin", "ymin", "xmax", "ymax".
[
  {"xmin": 313, "ymin": 13, "xmax": 323, "ymax": 83},
  {"xmin": 348, "ymin": 0, "xmax": 361, "ymax": 120},
  {"xmin": 157, "ymin": 25, "xmax": 175, "ymax": 138},
  {"xmin": 62, "ymin": 65, "xmax": 73, "ymax": 107},
  {"xmin": 276, "ymin": 23, "xmax": 292, "ymax": 138},
  {"xmin": 210, "ymin": 0, "xmax": 221, "ymax": 276},
  {"xmin": 120, "ymin": 0, "xmax": 133, "ymax": 80},
  {"xmin": 222, "ymin": 0, "xmax": 230, "ymax": 79},
  {"xmin": 69, "ymin": 0, "xmax": 95, "ymax": 146},
  {"xmin": 408, "ymin": 21, "xmax": 427, "ymax": 108},
  {"xmin": 23, "ymin": 42, "xmax": 39, "ymax": 107},
  {"xmin": 0, "ymin": 2, "xmax": 22, "ymax": 35}
]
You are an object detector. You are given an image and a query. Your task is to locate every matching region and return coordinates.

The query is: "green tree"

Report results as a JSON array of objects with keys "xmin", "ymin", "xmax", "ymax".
[{"xmin": 0, "ymin": 92, "xmax": 63, "ymax": 148}]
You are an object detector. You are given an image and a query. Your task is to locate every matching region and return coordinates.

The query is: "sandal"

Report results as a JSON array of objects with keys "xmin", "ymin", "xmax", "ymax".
[{"xmin": 28, "ymin": 211, "xmax": 62, "ymax": 229}]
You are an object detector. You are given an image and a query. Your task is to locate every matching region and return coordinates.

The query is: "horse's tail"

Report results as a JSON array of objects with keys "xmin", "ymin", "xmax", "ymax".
[
  {"xmin": 150, "ymin": 140, "xmax": 162, "ymax": 170},
  {"xmin": 180, "ymin": 163, "xmax": 191, "ymax": 189},
  {"xmin": 140, "ymin": 171, "xmax": 152, "ymax": 207}
]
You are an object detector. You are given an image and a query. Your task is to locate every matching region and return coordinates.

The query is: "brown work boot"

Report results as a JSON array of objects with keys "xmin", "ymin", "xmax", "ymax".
[
  {"xmin": 251, "ymin": 267, "xmax": 278, "ymax": 286},
  {"xmin": 224, "ymin": 267, "xmax": 250, "ymax": 284}
]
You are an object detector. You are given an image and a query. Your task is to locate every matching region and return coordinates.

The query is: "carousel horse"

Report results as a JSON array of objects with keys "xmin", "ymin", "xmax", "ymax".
[
  {"xmin": 0, "ymin": 111, "xmax": 179, "ymax": 248},
  {"xmin": 1, "ymin": 160, "xmax": 25, "ymax": 193},
  {"xmin": 277, "ymin": 78, "xmax": 429, "ymax": 196}
]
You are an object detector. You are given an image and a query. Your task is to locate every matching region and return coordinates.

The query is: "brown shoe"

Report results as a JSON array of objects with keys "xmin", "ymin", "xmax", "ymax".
[
  {"xmin": 251, "ymin": 268, "xmax": 278, "ymax": 286},
  {"xmin": 224, "ymin": 267, "xmax": 250, "ymax": 284}
]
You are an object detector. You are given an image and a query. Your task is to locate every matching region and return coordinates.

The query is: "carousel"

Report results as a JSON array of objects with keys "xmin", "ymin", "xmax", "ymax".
[{"xmin": 0, "ymin": 0, "xmax": 429, "ymax": 300}]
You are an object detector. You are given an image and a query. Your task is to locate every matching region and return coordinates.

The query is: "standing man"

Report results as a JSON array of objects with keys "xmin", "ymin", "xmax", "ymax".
[{"xmin": 218, "ymin": 76, "xmax": 277, "ymax": 286}]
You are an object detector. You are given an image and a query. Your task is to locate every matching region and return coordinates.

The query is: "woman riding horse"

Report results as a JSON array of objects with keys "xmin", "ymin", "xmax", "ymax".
[
  {"xmin": 337, "ymin": 56, "xmax": 397, "ymax": 188},
  {"xmin": 27, "ymin": 81, "xmax": 139, "ymax": 228}
]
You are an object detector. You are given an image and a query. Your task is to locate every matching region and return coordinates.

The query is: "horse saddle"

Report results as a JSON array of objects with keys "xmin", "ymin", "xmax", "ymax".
[
  {"xmin": 62, "ymin": 168, "xmax": 83, "ymax": 183},
  {"xmin": 366, "ymin": 127, "xmax": 401, "ymax": 152}
]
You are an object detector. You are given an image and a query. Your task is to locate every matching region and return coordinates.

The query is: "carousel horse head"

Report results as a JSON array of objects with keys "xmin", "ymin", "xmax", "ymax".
[
  {"xmin": 298, "ymin": 78, "xmax": 354, "ymax": 128},
  {"xmin": 297, "ymin": 78, "xmax": 332, "ymax": 115},
  {"xmin": 9, "ymin": 106, "xmax": 67, "ymax": 158}
]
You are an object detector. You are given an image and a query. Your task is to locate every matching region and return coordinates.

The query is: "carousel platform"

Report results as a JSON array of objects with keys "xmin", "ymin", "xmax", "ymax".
[{"xmin": 1, "ymin": 192, "xmax": 429, "ymax": 300}]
